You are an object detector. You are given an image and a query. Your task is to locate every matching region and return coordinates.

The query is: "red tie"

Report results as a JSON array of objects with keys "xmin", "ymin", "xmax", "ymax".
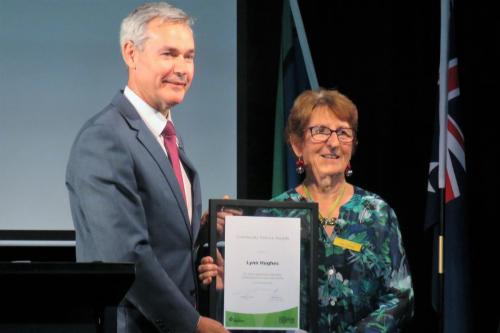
[{"xmin": 162, "ymin": 121, "xmax": 186, "ymax": 202}]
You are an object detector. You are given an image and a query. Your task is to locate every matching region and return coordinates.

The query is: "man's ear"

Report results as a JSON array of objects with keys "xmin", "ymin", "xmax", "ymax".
[
  {"xmin": 289, "ymin": 134, "xmax": 303, "ymax": 158},
  {"xmin": 122, "ymin": 41, "xmax": 137, "ymax": 70}
]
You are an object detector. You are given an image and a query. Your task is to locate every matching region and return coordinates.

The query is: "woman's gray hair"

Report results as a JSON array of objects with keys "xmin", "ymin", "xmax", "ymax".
[{"xmin": 120, "ymin": 2, "xmax": 193, "ymax": 50}]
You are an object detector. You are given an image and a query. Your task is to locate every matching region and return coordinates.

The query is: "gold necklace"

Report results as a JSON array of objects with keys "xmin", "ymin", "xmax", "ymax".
[{"xmin": 302, "ymin": 183, "xmax": 346, "ymax": 226}]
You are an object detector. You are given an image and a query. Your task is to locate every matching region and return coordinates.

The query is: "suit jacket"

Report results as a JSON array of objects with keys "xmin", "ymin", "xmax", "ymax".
[{"xmin": 66, "ymin": 91, "xmax": 202, "ymax": 333}]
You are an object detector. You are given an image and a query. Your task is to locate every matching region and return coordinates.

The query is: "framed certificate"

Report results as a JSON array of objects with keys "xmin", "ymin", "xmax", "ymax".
[{"xmin": 206, "ymin": 199, "xmax": 318, "ymax": 332}]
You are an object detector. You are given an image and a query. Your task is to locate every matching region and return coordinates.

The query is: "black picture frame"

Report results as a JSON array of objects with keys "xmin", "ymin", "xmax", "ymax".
[{"xmin": 208, "ymin": 199, "xmax": 319, "ymax": 332}]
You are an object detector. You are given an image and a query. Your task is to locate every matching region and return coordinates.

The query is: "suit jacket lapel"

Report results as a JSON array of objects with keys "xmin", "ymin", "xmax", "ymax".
[
  {"xmin": 111, "ymin": 92, "xmax": 192, "ymax": 236},
  {"xmin": 178, "ymin": 144, "xmax": 201, "ymax": 238}
]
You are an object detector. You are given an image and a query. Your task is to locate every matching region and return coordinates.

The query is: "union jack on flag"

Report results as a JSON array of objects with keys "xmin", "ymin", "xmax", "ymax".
[{"xmin": 426, "ymin": 55, "xmax": 466, "ymax": 205}]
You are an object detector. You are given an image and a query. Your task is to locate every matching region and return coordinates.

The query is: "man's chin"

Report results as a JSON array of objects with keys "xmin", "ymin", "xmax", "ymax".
[{"xmin": 162, "ymin": 93, "xmax": 186, "ymax": 108}]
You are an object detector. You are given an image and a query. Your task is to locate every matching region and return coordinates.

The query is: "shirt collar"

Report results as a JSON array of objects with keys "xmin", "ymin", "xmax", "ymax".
[{"xmin": 124, "ymin": 86, "xmax": 173, "ymax": 137}]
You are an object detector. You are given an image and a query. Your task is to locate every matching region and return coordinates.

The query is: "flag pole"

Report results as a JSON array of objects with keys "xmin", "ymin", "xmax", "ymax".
[
  {"xmin": 272, "ymin": 0, "xmax": 319, "ymax": 196},
  {"xmin": 438, "ymin": 0, "xmax": 450, "ymax": 331},
  {"xmin": 438, "ymin": 190, "xmax": 445, "ymax": 333},
  {"xmin": 288, "ymin": 0, "xmax": 319, "ymax": 90}
]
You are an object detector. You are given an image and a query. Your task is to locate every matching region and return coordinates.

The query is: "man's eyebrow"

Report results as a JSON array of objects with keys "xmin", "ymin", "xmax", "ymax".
[
  {"xmin": 159, "ymin": 46, "xmax": 177, "ymax": 52},
  {"xmin": 158, "ymin": 46, "xmax": 195, "ymax": 53}
]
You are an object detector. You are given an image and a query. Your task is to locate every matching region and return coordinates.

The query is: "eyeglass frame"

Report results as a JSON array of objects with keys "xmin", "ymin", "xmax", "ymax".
[{"xmin": 306, "ymin": 125, "xmax": 356, "ymax": 143}]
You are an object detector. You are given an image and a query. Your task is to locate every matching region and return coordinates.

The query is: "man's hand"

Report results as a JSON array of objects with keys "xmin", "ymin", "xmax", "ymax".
[
  {"xmin": 214, "ymin": 207, "xmax": 242, "ymax": 235},
  {"xmin": 195, "ymin": 316, "xmax": 228, "ymax": 333},
  {"xmin": 200, "ymin": 194, "xmax": 242, "ymax": 236},
  {"xmin": 198, "ymin": 249, "xmax": 224, "ymax": 290}
]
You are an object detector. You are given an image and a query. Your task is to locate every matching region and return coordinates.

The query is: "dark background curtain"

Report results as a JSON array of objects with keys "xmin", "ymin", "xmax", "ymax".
[{"xmin": 237, "ymin": 1, "xmax": 499, "ymax": 332}]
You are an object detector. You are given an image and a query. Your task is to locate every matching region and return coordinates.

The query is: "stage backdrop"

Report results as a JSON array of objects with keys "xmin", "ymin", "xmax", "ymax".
[{"xmin": 0, "ymin": 0, "xmax": 236, "ymax": 231}]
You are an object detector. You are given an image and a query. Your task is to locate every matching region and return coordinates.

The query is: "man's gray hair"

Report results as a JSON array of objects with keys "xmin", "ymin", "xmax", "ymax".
[{"xmin": 120, "ymin": 2, "xmax": 193, "ymax": 50}]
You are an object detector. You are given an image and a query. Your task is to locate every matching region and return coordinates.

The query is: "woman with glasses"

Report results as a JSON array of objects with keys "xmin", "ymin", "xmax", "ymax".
[
  {"xmin": 273, "ymin": 88, "xmax": 414, "ymax": 332},
  {"xmin": 199, "ymin": 89, "xmax": 414, "ymax": 332}
]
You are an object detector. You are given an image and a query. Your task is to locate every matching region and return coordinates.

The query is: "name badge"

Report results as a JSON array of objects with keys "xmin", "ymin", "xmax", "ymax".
[{"xmin": 333, "ymin": 237, "xmax": 362, "ymax": 252}]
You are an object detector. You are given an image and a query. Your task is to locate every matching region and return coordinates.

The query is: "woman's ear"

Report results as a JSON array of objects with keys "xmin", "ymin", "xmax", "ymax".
[
  {"xmin": 352, "ymin": 138, "xmax": 358, "ymax": 156},
  {"xmin": 289, "ymin": 135, "xmax": 303, "ymax": 158}
]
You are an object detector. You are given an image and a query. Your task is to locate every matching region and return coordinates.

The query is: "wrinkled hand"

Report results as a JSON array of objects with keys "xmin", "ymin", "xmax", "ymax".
[
  {"xmin": 198, "ymin": 248, "xmax": 224, "ymax": 290},
  {"xmin": 196, "ymin": 316, "xmax": 228, "ymax": 333}
]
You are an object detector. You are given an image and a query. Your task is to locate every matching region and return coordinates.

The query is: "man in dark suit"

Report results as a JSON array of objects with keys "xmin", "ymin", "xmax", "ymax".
[{"xmin": 66, "ymin": 2, "xmax": 227, "ymax": 332}]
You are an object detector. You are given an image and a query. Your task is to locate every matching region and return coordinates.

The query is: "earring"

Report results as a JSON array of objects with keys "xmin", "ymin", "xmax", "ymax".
[
  {"xmin": 296, "ymin": 157, "xmax": 305, "ymax": 175},
  {"xmin": 345, "ymin": 162, "xmax": 353, "ymax": 177}
]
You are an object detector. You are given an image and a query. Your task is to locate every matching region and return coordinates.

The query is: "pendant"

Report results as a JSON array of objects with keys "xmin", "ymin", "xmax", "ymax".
[{"xmin": 319, "ymin": 216, "xmax": 337, "ymax": 226}]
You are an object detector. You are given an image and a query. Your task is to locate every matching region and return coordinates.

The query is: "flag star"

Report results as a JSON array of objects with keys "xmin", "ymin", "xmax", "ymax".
[{"xmin": 427, "ymin": 162, "xmax": 438, "ymax": 193}]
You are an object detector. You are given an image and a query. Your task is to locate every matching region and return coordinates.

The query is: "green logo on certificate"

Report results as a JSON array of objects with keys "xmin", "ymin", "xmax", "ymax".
[{"xmin": 225, "ymin": 307, "xmax": 298, "ymax": 328}]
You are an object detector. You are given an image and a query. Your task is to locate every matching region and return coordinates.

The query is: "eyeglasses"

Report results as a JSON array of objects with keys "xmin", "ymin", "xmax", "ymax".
[{"xmin": 307, "ymin": 125, "xmax": 356, "ymax": 143}]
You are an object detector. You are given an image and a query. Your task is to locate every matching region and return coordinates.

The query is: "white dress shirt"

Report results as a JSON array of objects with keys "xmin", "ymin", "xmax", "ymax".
[{"xmin": 124, "ymin": 86, "xmax": 193, "ymax": 223}]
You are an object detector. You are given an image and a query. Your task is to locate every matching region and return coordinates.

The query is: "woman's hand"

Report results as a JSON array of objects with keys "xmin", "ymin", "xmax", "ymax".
[{"xmin": 198, "ymin": 249, "xmax": 224, "ymax": 290}]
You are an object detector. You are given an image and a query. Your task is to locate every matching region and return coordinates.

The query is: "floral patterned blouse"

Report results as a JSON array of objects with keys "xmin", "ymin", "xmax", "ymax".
[{"xmin": 272, "ymin": 186, "xmax": 414, "ymax": 333}]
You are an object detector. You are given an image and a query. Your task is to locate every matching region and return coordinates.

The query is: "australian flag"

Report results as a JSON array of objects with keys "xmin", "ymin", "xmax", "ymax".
[{"xmin": 424, "ymin": 2, "xmax": 471, "ymax": 333}]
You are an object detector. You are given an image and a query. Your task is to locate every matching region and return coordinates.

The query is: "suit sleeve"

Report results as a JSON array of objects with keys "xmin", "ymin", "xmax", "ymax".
[
  {"xmin": 355, "ymin": 206, "xmax": 414, "ymax": 333},
  {"xmin": 66, "ymin": 123, "xmax": 199, "ymax": 333}
]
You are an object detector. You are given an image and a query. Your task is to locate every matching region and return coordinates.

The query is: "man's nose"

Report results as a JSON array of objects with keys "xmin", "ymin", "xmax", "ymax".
[{"xmin": 173, "ymin": 56, "xmax": 189, "ymax": 75}]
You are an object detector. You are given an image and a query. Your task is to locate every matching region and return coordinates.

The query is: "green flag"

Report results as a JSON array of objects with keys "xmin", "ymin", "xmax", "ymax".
[{"xmin": 272, "ymin": 0, "xmax": 317, "ymax": 196}]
